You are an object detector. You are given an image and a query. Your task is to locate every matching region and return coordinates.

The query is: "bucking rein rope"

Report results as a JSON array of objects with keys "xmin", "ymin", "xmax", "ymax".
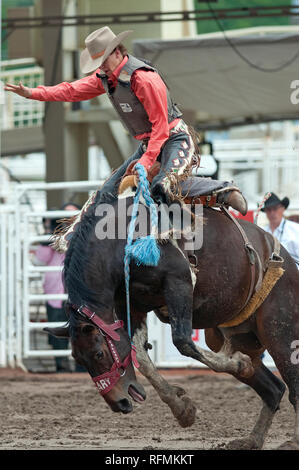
[{"xmin": 124, "ymin": 163, "xmax": 161, "ymax": 351}]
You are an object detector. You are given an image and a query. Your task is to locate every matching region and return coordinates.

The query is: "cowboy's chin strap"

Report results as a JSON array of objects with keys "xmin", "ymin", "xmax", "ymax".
[{"xmin": 74, "ymin": 305, "xmax": 139, "ymax": 396}]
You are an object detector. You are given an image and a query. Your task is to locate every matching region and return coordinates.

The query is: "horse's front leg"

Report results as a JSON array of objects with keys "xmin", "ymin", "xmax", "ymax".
[
  {"xmin": 164, "ymin": 273, "xmax": 254, "ymax": 378},
  {"xmin": 132, "ymin": 315, "xmax": 197, "ymax": 428}
]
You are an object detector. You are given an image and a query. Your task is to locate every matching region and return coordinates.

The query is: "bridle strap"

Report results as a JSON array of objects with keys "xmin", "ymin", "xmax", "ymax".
[
  {"xmin": 106, "ymin": 336, "xmax": 122, "ymax": 367},
  {"xmin": 92, "ymin": 350, "xmax": 133, "ymax": 395},
  {"xmin": 93, "ymin": 338, "xmax": 135, "ymax": 395},
  {"xmin": 74, "ymin": 305, "xmax": 123, "ymax": 341}
]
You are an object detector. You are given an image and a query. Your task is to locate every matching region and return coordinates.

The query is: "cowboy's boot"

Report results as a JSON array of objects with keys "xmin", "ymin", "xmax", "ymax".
[{"xmin": 216, "ymin": 187, "xmax": 248, "ymax": 215}]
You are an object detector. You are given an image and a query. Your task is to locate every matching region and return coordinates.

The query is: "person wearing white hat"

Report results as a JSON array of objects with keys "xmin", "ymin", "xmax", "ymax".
[
  {"xmin": 262, "ymin": 193, "xmax": 299, "ymax": 269},
  {"xmin": 5, "ymin": 26, "xmax": 247, "ymax": 214}
]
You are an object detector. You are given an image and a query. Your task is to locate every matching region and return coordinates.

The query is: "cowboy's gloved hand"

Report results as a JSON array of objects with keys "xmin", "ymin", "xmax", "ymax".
[
  {"xmin": 4, "ymin": 81, "xmax": 32, "ymax": 98},
  {"xmin": 133, "ymin": 163, "xmax": 147, "ymax": 182}
]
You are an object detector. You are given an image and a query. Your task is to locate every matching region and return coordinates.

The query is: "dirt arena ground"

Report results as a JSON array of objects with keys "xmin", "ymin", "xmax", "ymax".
[{"xmin": 0, "ymin": 368, "xmax": 295, "ymax": 450}]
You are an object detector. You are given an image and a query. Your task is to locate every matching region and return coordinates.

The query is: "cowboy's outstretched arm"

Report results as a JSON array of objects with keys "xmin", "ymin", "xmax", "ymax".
[{"xmin": 4, "ymin": 70, "xmax": 105, "ymax": 102}]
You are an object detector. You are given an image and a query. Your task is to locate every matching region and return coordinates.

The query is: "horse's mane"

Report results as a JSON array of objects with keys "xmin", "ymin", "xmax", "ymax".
[{"xmin": 63, "ymin": 191, "xmax": 118, "ymax": 308}]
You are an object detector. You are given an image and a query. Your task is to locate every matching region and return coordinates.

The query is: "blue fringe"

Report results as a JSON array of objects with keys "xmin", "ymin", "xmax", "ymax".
[{"xmin": 127, "ymin": 235, "xmax": 160, "ymax": 267}]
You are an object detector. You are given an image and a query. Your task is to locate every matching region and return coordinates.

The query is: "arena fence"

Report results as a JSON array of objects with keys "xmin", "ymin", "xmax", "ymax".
[
  {"xmin": 1, "ymin": 180, "xmax": 292, "ymax": 370},
  {"xmin": 0, "ymin": 181, "xmax": 100, "ymax": 369},
  {"xmin": 213, "ymin": 138, "xmax": 299, "ymax": 199}
]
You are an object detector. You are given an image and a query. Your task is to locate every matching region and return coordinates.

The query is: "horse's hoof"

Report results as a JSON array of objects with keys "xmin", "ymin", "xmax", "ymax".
[
  {"xmin": 233, "ymin": 352, "xmax": 254, "ymax": 378},
  {"xmin": 226, "ymin": 436, "xmax": 261, "ymax": 450},
  {"xmin": 175, "ymin": 395, "xmax": 197, "ymax": 428},
  {"xmin": 277, "ymin": 440, "xmax": 299, "ymax": 450}
]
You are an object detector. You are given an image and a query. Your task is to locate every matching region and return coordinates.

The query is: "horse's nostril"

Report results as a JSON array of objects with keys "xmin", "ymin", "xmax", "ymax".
[{"xmin": 117, "ymin": 398, "xmax": 133, "ymax": 414}]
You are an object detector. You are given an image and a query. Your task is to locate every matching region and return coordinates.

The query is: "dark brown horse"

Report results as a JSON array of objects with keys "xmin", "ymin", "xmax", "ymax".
[{"xmin": 45, "ymin": 191, "xmax": 299, "ymax": 450}]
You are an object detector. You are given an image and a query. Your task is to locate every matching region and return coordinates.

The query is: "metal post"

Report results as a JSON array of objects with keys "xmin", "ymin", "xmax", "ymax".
[
  {"xmin": 8, "ymin": 212, "xmax": 15, "ymax": 367},
  {"xmin": 14, "ymin": 203, "xmax": 26, "ymax": 370},
  {"xmin": 23, "ymin": 213, "xmax": 30, "ymax": 358},
  {"xmin": 0, "ymin": 213, "xmax": 7, "ymax": 367}
]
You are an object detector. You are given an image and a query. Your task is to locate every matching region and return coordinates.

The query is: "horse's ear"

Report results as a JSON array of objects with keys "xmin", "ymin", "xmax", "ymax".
[{"xmin": 43, "ymin": 326, "xmax": 70, "ymax": 338}]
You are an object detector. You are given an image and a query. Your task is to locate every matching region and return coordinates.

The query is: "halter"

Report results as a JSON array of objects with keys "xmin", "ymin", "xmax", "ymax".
[{"xmin": 74, "ymin": 305, "xmax": 139, "ymax": 396}]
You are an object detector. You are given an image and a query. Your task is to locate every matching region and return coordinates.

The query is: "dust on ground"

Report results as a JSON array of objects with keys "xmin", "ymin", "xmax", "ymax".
[{"xmin": 0, "ymin": 368, "xmax": 294, "ymax": 450}]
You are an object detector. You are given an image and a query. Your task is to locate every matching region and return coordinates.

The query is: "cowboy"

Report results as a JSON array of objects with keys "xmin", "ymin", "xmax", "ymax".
[
  {"xmin": 5, "ymin": 27, "xmax": 247, "ymax": 215},
  {"xmin": 262, "ymin": 193, "xmax": 299, "ymax": 269}
]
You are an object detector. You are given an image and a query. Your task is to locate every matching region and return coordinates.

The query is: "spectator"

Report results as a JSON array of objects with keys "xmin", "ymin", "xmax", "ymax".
[
  {"xmin": 34, "ymin": 202, "xmax": 82, "ymax": 372},
  {"xmin": 262, "ymin": 193, "xmax": 299, "ymax": 269}
]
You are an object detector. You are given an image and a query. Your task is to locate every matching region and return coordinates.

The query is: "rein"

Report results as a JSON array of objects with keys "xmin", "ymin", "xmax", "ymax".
[
  {"xmin": 123, "ymin": 163, "xmax": 160, "ymax": 350},
  {"xmin": 74, "ymin": 305, "xmax": 139, "ymax": 396}
]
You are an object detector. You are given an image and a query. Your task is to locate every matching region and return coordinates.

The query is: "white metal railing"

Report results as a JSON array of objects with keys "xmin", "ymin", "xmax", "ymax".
[
  {"xmin": 213, "ymin": 139, "xmax": 299, "ymax": 200},
  {"xmin": 15, "ymin": 181, "xmax": 103, "ymax": 362},
  {"xmin": 0, "ymin": 181, "xmax": 104, "ymax": 368},
  {"xmin": 0, "ymin": 60, "xmax": 44, "ymax": 129},
  {"xmin": 0, "ymin": 205, "xmax": 23, "ymax": 368},
  {"xmin": 0, "ymin": 210, "xmax": 8, "ymax": 366},
  {"xmin": 23, "ymin": 210, "xmax": 70, "ymax": 359}
]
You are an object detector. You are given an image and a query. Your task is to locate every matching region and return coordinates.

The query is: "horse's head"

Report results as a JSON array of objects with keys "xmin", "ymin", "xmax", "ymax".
[{"xmin": 44, "ymin": 305, "xmax": 146, "ymax": 414}]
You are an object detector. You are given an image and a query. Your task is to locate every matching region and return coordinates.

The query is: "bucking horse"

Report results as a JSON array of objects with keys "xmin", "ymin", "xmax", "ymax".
[{"xmin": 45, "ymin": 168, "xmax": 299, "ymax": 450}]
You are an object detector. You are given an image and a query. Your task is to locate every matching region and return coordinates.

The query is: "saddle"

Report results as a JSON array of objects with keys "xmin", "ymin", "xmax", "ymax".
[{"xmin": 118, "ymin": 159, "xmax": 243, "ymax": 211}]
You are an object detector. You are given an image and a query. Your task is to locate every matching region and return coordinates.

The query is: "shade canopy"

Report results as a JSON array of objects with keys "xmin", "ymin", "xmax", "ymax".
[{"xmin": 133, "ymin": 26, "xmax": 299, "ymax": 130}]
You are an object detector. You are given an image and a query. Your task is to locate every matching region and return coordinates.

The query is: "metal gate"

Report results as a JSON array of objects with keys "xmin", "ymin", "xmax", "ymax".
[
  {"xmin": 0, "ymin": 181, "xmax": 102, "ymax": 369},
  {"xmin": 18, "ymin": 181, "xmax": 104, "ymax": 366}
]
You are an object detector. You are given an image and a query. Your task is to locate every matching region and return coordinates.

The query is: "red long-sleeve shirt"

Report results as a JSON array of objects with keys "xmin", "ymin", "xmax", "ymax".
[{"xmin": 30, "ymin": 56, "xmax": 180, "ymax": 170}]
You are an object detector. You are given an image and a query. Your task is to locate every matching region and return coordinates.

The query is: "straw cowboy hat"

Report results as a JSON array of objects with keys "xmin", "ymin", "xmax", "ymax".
[
  {"xmin": 261, "ymin": 192, "xmax": 290, "ymax": 211},
  {"xmin": 80, "ymin": 26, "xmax": 133, "ymax": 74}
]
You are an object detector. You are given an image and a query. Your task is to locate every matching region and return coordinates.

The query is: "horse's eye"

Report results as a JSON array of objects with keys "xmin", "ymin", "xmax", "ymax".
[{"xmin": 96, "ymin": 351, "xmax": 104, "ymax": 360}]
